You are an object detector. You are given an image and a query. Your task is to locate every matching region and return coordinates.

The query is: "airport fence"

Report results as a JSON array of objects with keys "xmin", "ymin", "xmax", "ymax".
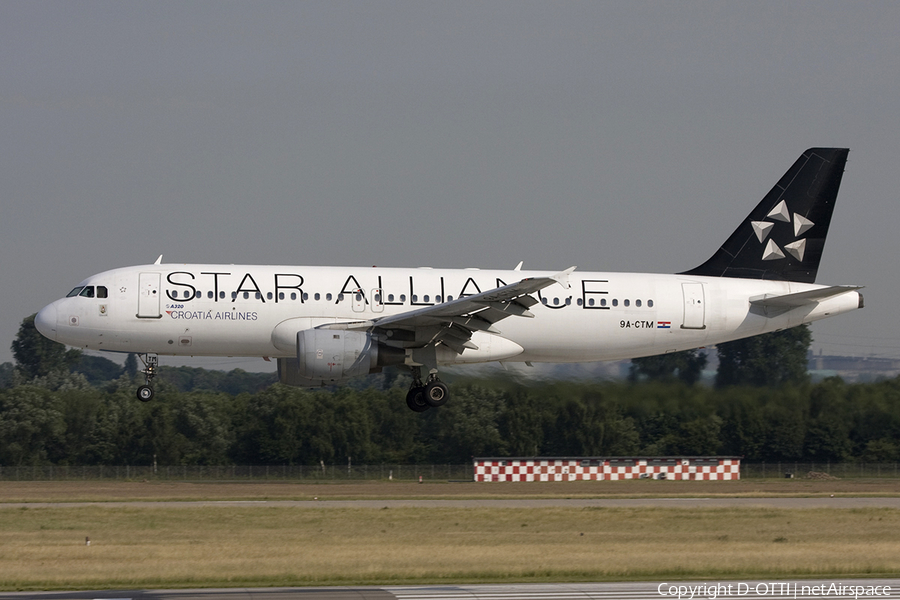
[
  {"xmin": 741, "ymin": 461, "xmax": 900, "ymax": 479},
  {"xmin": 2, "ymin": 462, "xmax": 900, "ymax": 481},
  {"xmin": 0, "ymin": 463, "xmax": 476, "ymax": 482}
]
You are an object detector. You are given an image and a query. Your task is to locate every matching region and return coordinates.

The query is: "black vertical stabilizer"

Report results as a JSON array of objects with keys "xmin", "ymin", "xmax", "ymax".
[{"xmin": 679, "ymin": 147, "xmax": 849, "ymax": 283}]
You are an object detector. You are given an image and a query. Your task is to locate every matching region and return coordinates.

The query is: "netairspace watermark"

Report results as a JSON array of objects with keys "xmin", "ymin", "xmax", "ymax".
[{"xmin": 657, "ymin": 582, "xmax": 892, "ymax": 600}]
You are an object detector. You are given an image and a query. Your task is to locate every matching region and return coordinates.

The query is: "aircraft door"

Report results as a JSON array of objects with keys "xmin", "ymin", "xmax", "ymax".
[
  {"xmin": 351, "ymin": 289, "xmax": 366, "ymax": 313},
  {"xmin": 681, "ymin": 282, "xmax": 706, "ymax": 329},
  {"xmin": 137, "ymin": 272, "xmax": 162, "ymax": 318}
]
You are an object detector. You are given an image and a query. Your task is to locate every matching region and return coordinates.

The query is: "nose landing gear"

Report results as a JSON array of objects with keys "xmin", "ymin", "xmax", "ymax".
[{"xmin": 136, "ymin": 353, "xmax": 158, "ymax": 402}]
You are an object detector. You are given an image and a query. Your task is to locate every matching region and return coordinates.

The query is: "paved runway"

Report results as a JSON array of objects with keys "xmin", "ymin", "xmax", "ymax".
[
  {"xmin": 2, "ymin": 497, "xmax": 900, "ymax": 509},
  {"xmin": 2, "ymin": 580, "xmax": 899, "ymax": 600}
]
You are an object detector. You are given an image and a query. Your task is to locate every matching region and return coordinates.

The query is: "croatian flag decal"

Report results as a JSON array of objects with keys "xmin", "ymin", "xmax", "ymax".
[{"xmin": 657, "ymin": 321, "xmax": 671, "ymax": 329}]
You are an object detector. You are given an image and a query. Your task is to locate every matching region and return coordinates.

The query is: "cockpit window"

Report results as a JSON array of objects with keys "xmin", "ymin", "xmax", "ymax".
[
  {"xmin": 97, "ymin": 286, "xmax": 108, "ymax": 298},
  {"xmin": 67, "ymin": 287, "xmax": 85, "ymax": 297},
  {"xmin": 79, "ymin": 286, "xmax": 95, "ymax": 298}
]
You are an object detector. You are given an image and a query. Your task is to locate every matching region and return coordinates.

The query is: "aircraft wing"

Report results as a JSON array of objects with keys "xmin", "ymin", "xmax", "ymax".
[{"xmin": 322, "ymin": 267, "xmax": 576, "ymax": 355}]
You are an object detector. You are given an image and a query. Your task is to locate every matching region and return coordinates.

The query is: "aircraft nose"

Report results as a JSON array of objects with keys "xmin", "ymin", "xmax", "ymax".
[{"xmin": 34, "ymin": 303, "xmax": 58, "ymax": 341}]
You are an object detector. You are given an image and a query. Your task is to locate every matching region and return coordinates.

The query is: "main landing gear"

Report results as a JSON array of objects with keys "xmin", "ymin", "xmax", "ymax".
[
  {"xmin": 136, "ymin": 353, "xmax": 158, "ymax": 402},
  {"xmin": 405, "ymin": 366, "xmax": 450, "ymax": 412}
]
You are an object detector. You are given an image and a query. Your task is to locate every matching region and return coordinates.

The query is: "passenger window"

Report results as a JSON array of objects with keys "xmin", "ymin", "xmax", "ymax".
[
  {"xmin": 601, "ymin": 299, "xmax": 607, "ymax": 307},
  {"xmin": 79, "ymin": 286, "xmax": 95, "ymax": 298},
  {"xmin": 400, "ymin": 294, "xmax": 406, "ymax": 302},
  {"xmin": 388, "ymin": 294, "xmax": 394, "ymax": 302},
  {"xmin": 244, "ymin": 292, "xmax": 250, "ymax": 300},
  {"xmin": 436, "ymin": 295, "xmax": 442, "ymax": 303},
  {"xmin": 612, "ymin": 299, "xmax": 618, "ymax": 307},
  {"xmin": 291, "ymin": 292, "xmax": 297, "ymax": 300},
  {"xmin": 314, "ymin": 293, "xmax": 321, "ymax": 301},
  {"xmin": 184, "ymin": 290, "xmax": 191, "ymax": 299},
  {"xmin": 423, "ymin": 295, "xmax": 429, "ymax": 303},
  {"xmin": 302, "ymin": 293, "xmax": 309, "ymax": 301},
  {"xmin": 636, "ymin": 299, "xmax": 642, "ymax": 307},
  {"xmin": 648, "ymin": 299, "xmax": 654, "ymax": 308},
  {"xmin": 447, "ymin": 295, "xmax": 453, "ymax": 301},
  {"xmin": 267, "ymin": 292, "xmax": 273, "ymax": 300},
  {"xmin": 326, "ymin": 293, "xmax": 333, "ymax": 301},
  {"xmin": 195, "ymin": 290, "xmax": 201, "ymax": 299},
  {"xmin": 208, "ymin": 291, "xmax": 214, "ymax": 299},
  {"xmin": 624, "ymin": 299, "xmax": 630, "ymax": 307},
  {"xmin": 220, "ymin": 291, "xmax": 226, "ymax": 299}
]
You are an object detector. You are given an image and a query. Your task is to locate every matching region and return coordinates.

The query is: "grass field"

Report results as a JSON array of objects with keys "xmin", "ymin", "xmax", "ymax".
[
  {"xmin": 2, "ymin": 479, "xmax": 899, "ymax": 590},
  {"xmin": 2, "ymin": 504, "xmax": 899, "ymax": 590}
]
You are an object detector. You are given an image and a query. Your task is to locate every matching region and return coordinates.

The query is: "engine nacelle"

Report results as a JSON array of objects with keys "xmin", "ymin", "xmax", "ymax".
[
  {"xmin": 298, "ymin": 329, "xmax": 376, "ymax": 380},
  {"xmin": 278, "ymin": 329, "xmax": 404, "ymax": 387}
]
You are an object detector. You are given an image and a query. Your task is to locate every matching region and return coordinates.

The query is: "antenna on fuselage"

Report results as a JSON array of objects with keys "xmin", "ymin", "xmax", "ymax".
[{"xmin": 154, "ymin": 255, "xmax": 163, "ymax": 265}]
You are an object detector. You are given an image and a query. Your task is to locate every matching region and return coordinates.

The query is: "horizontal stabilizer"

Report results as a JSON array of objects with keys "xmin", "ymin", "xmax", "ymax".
[{"xmin": 750, "ymin": 285, "xmax": 863, "ymax": 308}]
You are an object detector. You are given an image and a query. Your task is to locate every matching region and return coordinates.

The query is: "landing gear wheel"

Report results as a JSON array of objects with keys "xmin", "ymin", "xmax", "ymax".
[
  {"xmin": 136, "ymin": 353, "xmax": 159, "ymax": 402},
  {"xmin": 406, "ymin": 386, "xmax": 430, "ymax": 412},
  {"xmin": 424, "ymin": 380, "xmax": 449, "ymax": 407},
  {"xmin": 136, "ymin": 385, "xmax": 155, "ymax": 402}
]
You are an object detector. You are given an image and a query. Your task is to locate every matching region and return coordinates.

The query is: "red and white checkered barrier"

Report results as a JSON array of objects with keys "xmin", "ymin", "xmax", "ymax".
[{"xmin": 473, "ymin": 457, "xmax": 741, "ymax": 482}]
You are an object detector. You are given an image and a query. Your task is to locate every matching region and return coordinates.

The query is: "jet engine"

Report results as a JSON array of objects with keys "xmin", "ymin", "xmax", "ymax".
[{"xmin": 278, "ymin": 329, "xmax": 403, "ymax": 387}]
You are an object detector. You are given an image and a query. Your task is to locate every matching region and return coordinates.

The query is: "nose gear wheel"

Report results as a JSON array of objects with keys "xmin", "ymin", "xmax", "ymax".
[{"xmin": 136, "ymin": 353, "xmax": 158, "ymax": 402}]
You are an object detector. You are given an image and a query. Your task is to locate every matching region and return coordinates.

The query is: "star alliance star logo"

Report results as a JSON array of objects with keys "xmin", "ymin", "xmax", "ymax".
[{"xmin": 750, "ymin": 199, "xmax": 814, "ymax": 262}]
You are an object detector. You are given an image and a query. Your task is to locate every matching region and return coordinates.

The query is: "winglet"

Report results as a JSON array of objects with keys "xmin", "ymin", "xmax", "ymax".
[{"xmin": 551, "ymin": 266, "xmax": 577, "ymax": 289}]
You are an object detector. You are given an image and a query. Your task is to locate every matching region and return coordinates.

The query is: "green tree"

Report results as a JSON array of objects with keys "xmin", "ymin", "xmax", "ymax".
[
  {"xmin": 715, "ymin": 325, "xmax": 811, "ymax": 387},
  {"xmin": 0, "ymin": 362, "xmax": 15, "ymax": 389},
  {"xmin": 71, "ymin": 354, "xmax": 123, "ymax": 383},
  {"xmin": 11, "ymin": 314, "xmax": 81, "ymax": 381},
  {"xmin": 426, "ymin": 385, "xmax": 508, "ymax": 462},
  {"xmin": 124, "ymin": 353, "xmax": 139, "ymax": 378},
  {"xmin": 629, "ymin": 349, "xmax": 708, "ymax": 385},
  {"xmin": 0, "ymin": 386, "xmax": 65, "ymax": 465}
]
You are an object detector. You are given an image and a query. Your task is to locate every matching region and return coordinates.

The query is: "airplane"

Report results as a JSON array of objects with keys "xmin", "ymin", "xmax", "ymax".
[{"xmin": 34, "ymin": 148, "xmax": 863, "ymax": 411}]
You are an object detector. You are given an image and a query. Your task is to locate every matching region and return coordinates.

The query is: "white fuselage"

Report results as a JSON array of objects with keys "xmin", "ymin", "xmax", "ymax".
[{"xmin": 35, "ymin": 264, "xmax": 862, "ymax": 365}]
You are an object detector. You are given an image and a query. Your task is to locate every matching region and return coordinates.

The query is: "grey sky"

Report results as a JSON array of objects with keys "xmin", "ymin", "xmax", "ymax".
[{"xmin": 2, "ymin": 2, "xmax": 897, "ymax": 371}]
